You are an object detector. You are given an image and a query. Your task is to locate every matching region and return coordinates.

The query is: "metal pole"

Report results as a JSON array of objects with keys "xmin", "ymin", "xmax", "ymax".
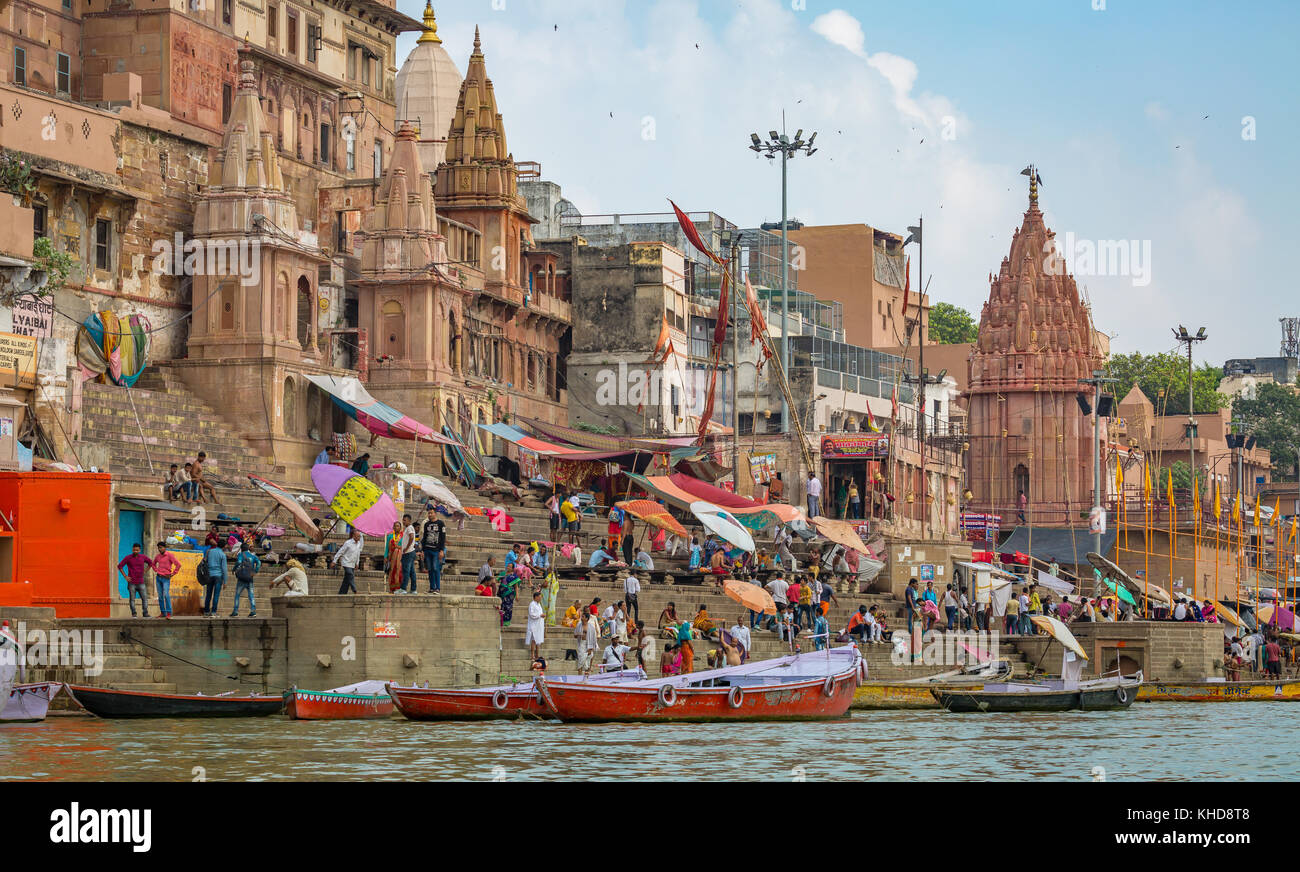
[
  {"xmin": 918, "ymin": 216, "xmax": 926, "ymax": 540},
  {"xmin": 780, "ymin": 147, "xmax": 790, "ymax": 435},
  {"xmin": 1093, "ymin": 382, "xmax": 1102, "ymax": 559},
  {"xmin": 731, "ymin": 240, "xmax": 741, "ymax": 489}
]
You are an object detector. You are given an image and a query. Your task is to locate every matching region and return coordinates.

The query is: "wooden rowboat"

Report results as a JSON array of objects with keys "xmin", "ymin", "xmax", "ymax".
[
  {"xmin": 68, "ymin": 685, "xmax": 284, "ymax": 719},
  {"xmin": 284, "ymin": 680, "xmax": 395, "ymax": 720},
  {"xmin": 536, "ymin": 648, "xmax": 863, "ymax": 723},
  {"xmin": 933, "ymin": 676, "xmax": 1141, "ymax": 713},
  {"xmin": 389, "ymin": 669, "xmax": 647, "ymax": 722},
  {"xmin": 1137, "ymin": 680, "xmax": 1300, "ymax": 702},
  {"xmin": 853, "ymin": 660, "xmax": 1013, "ymax": 710}
]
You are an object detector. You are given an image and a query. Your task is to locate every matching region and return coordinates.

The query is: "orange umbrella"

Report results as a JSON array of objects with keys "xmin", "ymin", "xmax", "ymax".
[
  {"xmin": 723, "ymin": 579, "xmax": 776, "ymax": 615},
  {"xmin": 811, "ymin": 516, "xmax": 873, "ymax": 556},
  {"xmin": 616, "ymin": 499, "xmax": 688, "ymax": 538}
]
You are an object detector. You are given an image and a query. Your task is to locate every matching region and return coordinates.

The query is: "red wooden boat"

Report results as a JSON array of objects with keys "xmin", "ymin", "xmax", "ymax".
[
  {"xmin": 536, "ymin": 648, "xmax": 863, "ymax": 723},
  {"xmin": 389, "ymin": 669, "xmax": 646, "ymax": 722},
  {"xmin": 284, "ymin": 680, "xmax": 395, "ymax": 720}
]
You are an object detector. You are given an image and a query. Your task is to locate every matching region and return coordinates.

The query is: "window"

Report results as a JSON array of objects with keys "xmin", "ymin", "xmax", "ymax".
[
  {"xmin": 287, "ymin": 10, "xmax": 298, "ymax": 56},
  {"xmin": 319, "ymin": 123, "xmax": 330, "ymax": 164},
  {"xmin": 306, "ymin": 22, "xmax": 319, "ymax": 63},
  {"xmin": 56, "ymin": 53, "xmax": 71, "ymax": 94},
  {"xmin": 62, "ymin": 0, "xmax": 72, "ymax": 9},
  {"xmin": 222, "ymin": 0, "xmax": 232, "ymax": 25},
  {"xmin": 13, "ymin": 47, "xmax": 25, "ymax": 87},
  {"xmin": 373, "ymin": 142, "xmax": 382, "ymax": 177},
  {"xmin": 361, "ymin": 49, "xmax": 370, "ymax": 86},
  {"xmin": 32, "ymin": 205, "xmax": 47, "ymax": 239},
  {"xmin": 222, "ymin": 83, "xmax": 232, "ymax": 123},
  {"xmin": 94, "ymin": 219, "xmax": 111, "ymax": 271},
  {"xmin": 267, "ymin": 3, "xmax": 278, "ymax": 38}
]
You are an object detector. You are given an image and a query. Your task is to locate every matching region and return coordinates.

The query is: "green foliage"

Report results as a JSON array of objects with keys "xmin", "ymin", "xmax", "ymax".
[
  {"xmin": 0, "ymin": 149, "xmax": 37, "ymax": 203},
  {"xmin": 575, "ymin": 420, "xmax": 618, "ymax": 435},
  {"xmin": 1159, "ymin": 461, "xmax": 1203, "ymax": 494},
  {"xmin": 928, "ymin": 302, "xmax": 979, "ymax": 344},
  {"xmin": 32, "ymin": 236, "xmax": 76, "ymax": 297},
  {"xmin": 1233, "ymin": 382, "xmax": 1300, "ymax": 479},
  {"xmin": 1105, "ymin": 351, "xmax": 1227, "ymax": 415}
]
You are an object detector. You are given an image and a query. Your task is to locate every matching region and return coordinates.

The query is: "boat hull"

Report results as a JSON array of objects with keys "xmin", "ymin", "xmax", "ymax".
[
  {"xmin": 1138, "ymin": 680, "xmax": 1300, "ymax": 702},
  {"xmin": 934, "ymin": 684, "xmax": 1138, "ymax": 713},
  {"xmin": 540, "ymin": 670, "xmax": 859, "ymax": 723},
  {"xmin": 284, "ymin": 689, "xmax": 394, "ymax": 720},
  {"xmin": 389, "ymin": 685, "xmax": 547, "ymax": 721},
  {"xmin": 68, "ymin": 685, "xmax": 284, "ymax": 719},
  {"xmin": 1, "ymin": 682, "xmax": 62, "ymax": 722}
]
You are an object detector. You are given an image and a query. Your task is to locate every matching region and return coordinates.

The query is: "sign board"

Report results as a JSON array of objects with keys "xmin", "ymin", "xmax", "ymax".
[
  {"xmin": 374, "ymin": 621, "xmax": 399, "ymax": 638},
  {"xmin": 748, "ymin": 452, "xmax": 777, "ymax": 485},
  {"xmin": 919, "ymin": 564, "xmax": 935, "ymax": 581},
  {"xmin": 10, "ymin": 297, "xmax": 53, "ymax": 338},
  {"xmin": 0, "ymin": 332, "xmax": 37, "ymax": 388},
  {"xmin": 820, "ymin": 434, "xmax": 889, "ymax": 460}
]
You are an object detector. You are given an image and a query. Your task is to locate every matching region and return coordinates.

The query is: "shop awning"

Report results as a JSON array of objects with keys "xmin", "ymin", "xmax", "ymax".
[
  {"xmin": 119, "ymin": 498, "xmax": 189, "ymax": 513},
  {"xmin": 999, "ymin": 526, "xmax": 1117, "ymax": 567},
  {"xmin": 477, "ymin": 423, "xmax": 631, "ymax": 460},
  {"xmin": 623, "ymin": 471, "xmax": 805, "ymax": 525},
  {"xmin": 514, "ymin": 415, "xmax": 702, "ymax": 454},
  {"xmin": 304, "ymin": 374, "xmax": 454, "ymax": 444}
]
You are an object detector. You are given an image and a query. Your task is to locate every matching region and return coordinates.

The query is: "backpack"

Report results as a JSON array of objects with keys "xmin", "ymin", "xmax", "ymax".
[
  {"xmin": 197, "ymin": 558, "xmax": 211, "ymax": 587},
  {"xmin": 235, "ymin": 551, "xmax": 259, "ymax": 582}
]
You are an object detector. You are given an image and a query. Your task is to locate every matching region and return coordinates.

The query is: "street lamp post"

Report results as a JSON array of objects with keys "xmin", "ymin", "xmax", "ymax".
[
  {"xmin": 750, "ymin": 126, "xmax": 818, "ymax": 434},
  {"xmin": 1079, "ymin": 370, "xmax": 1118, "ymax": 566},
  {"xmin": 1173, "ymin": 326, "xmax": 1208, "ymax": 500}
]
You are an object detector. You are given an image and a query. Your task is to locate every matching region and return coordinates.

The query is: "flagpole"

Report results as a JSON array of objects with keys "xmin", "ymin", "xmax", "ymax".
[{"xmin": 1144, "ymin": 457, "xmax": 1151, "ymax": 617}]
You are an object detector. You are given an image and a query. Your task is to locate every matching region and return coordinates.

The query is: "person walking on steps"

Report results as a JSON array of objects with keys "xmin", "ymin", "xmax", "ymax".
[
  {"xmin": 333, "ymin": 530, "xmax": 364, "ymax": 595},
  {"xmin": 230, "ymin": 543, "xmax": 261, "ymax": 617}
]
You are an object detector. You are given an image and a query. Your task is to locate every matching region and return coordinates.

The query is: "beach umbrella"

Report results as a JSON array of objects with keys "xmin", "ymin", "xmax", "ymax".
[
  {"xmin": 615, "ymin": 499, "xmax": 688, "ymax": 538},
  {"xmin": 689, "ymin": 501, "xmax": 756, "ymax": 553},
  {"xmin": 1030, "ymin": 615, "xmax": 1089, "ymax": 660},
  {"xmin": 1102, "ymin": 578, "xmax": 1136, "ymax": 606},
  {"xmin": 249, "ymin": 474, "xmax": 325, "ymax": 544},
  {"xmin": 311, "ymin": 464, "xmax": 397, "ymax": 536},
  {"xmin": 810, "ymin": 516, "xmax": 873, "ymax": 556},
  {"xmin": 1209, "ymin": 599, "xmax": 1245, "ymax": 628},
  {"xmin": 1257, "ymin": 604, "xmax": 1296, "ymax": 631},
  {"xmin": 394, "ymin": 472, "xmax": 465, "ymax": 516},
  {"xmin": 723, "ymin": 579, "xmax": 776, "ymax": 615}
]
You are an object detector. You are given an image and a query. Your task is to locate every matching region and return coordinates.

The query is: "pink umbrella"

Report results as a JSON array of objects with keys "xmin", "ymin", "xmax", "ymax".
[
  {"xmin": 1257, "ymin": 604, "xmax": 1296, "ymax": 631},
  {"xmin": 310, "ymin": 464, "xmax": 397, "ymax": 537}
]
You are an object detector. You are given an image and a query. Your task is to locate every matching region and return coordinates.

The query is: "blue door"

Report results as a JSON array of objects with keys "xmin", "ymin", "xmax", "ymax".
[{"xmin": 116, "ymin": 510, "xmax": 145, "ymax": 598}]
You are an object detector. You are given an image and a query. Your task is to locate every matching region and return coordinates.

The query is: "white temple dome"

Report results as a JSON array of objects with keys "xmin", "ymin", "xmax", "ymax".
[{"xmin": 395, "ymin": 2, "xmax": 463, "ymax": 173}]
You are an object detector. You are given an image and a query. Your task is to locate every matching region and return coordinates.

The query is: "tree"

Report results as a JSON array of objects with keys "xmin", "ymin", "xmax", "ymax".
[
  {"xmin": 1105, "ymin": 351, "xmax": 1227, "ymax": 415},
  {"xmin": 1233, "ymin": 382, "xmax": 1300, "ymax": 479},
  {"xmin": 928, "ymin": 302, "xmax": 978, "ymax": 344}
]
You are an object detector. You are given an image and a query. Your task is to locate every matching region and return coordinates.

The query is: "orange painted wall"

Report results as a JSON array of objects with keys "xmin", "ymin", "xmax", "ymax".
[{"xmin": 0, "ymin": 472, "xmax": 112, "ymax": 617}]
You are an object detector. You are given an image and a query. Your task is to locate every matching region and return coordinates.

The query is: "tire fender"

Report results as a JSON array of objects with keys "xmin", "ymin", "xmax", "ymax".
[
  {"xmin": 727, "ymin": 686, "xmax": 744, "ymax": 709},
  {"xmin": 823, "ymin": 676, "xmax": 836, "ymax": 697},
  {"xmin": 658, "ymin": 685, "xmax": 677, "ymax": 707},
  {"xmin": 491, "ymin": 689, "xmax": 509, "ymax": 710}
]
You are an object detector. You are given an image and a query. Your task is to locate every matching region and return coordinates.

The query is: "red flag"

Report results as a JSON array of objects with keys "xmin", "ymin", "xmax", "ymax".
[
  {"xmin": 891, "ymin": 384, "xmax": 899, "ymax": 422},
  {"xmin": 668, "ymin": 199, "xmax": 713, "ymax": 261},
  {"xmin": 901, "ymin": 255, "xmax": 911, "ymax": 321},
  {"xmin": 744, "ymin": 274, "xmax": 768, "ymax": 341}
]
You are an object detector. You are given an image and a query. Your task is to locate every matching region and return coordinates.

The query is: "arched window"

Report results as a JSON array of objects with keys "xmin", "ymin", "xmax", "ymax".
[
  {"xmin": 1013, "ymin": 464, "xmax": 1030, "ymax": 507},
  {"xmin": 219, "ymin": 282, "xmax": 235, "ymax": 331},
  {"xmin": 275, "ymin": 272, "xmax": 290, "ymax": 338},
  {"xmin": 297, "ymin": 275, "xmax": 313, "ymax": 348},
  {"xmin": 382, "ymin": 299, "xmax": 404, "ymax": 359}
]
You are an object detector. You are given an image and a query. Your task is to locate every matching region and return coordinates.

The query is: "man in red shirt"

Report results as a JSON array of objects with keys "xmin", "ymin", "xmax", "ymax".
[
  {"xmin": 1265, "ymin": 637, "xmax": 1283, "ymax": 678},
  {"xmin": 151, "ymin": 542, "xmax": 182, "ymax": 619},
  {"xmin": 116, "ymin": 543, "xmax": 155, "ymax": 618}
]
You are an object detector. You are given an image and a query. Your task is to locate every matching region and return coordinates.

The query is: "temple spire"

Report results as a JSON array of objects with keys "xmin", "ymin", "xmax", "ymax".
[
  {"xmin": 1021, "ymin": 163, "xmax": 1041, "ymax": 209},
  {"xmin": 473, "ymin": 25, "xmax": 482, "ymax": 54},
  {"xmin": 417, "ymin": 1, "xmax": 442, "ymax": 44}
]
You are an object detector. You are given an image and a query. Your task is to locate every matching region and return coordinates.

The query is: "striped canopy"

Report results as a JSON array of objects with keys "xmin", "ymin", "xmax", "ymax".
[{"xmin": 304, "ymin": 374, "xmax": 454, "ymax": 444}]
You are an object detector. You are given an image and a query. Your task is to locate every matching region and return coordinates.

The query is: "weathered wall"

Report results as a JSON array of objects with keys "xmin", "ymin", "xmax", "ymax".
[
  {"xmin": 276, "ymin": 594, "xmax": 502, "ymax": 689},
  {"xmin": 1012, "ymin": 621, "xmax": 1222, "ymax": 682},
  {"xmin": 884, "ymin": 539, "xmax": 975, "ymax": 598}
]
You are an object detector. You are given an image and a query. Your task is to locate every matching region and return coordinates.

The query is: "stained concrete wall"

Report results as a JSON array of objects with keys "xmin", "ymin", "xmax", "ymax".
[
  {"xmin": 1012, "ymin": 621, "xmax": 1222, "ymax": 682},
  {"xmin": 276, "ymin": 594, "xmax": 502, "ymax": 690}
]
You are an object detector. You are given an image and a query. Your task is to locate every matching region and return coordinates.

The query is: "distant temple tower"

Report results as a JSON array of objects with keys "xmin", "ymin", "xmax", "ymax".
[
  {"xmin": 395, "ymin": 2, "xmax": 464, "ymax": 172},
  {"xmin": 966, "ymin": 169, "xmax": 1105, "ymax": 524}
]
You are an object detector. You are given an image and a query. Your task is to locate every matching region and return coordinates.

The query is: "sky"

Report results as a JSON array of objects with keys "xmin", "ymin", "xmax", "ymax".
[{"xmin": 394, "ymin": 0, "xmax": 1299, "ymax": 367}]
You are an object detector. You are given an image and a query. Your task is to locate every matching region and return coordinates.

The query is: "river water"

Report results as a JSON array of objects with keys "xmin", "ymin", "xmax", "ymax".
[{"xmin": 2, "ymin": 705, "xmax": 1296, "ymax": 781}]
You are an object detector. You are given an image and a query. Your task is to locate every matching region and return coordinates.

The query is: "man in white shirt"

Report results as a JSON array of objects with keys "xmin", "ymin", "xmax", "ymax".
[
  {"xmin": 575, "ymin": 611, "xmax": 599, "ymax": 674},
  {"xmin": 1018, "ymin": 590, "xmax": 1031, "ymax": 635},
  {"xmin": 1172, "ymin": 599, "xmax": 1188, "ymax": 621},
  {"xmin": 729, "ymin": 619, "xmax": 752, "ymax": 659},
  {"xmin": 805, "ymin": 472, "xmax": 823, "ymax": 518},
  {"xmin": 603, "ymin": 640, "xmax": 630, "ymax": 671},
  {"xmin": 398, "ymin": 514, "xmax": 418, "ymax": 594},
  {"xmin": 526, "ymin": 589, "xmax": 546, "ymax": 660},
  {"xmin": 766, "ymin": 574, "xmax": 789, "ymax": 608},
  {"xmin": 623, "ymin": 572, "xmax": 641, "ymax": 623},
  {"xmin": 331, "ymin": 530, "xmax": 364, "ymax": 594}
]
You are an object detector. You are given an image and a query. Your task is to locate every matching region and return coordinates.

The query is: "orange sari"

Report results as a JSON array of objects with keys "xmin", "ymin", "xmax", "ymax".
[{"xmin": 384, "ymin": 534, "xmax": 402, "ymax": 592}]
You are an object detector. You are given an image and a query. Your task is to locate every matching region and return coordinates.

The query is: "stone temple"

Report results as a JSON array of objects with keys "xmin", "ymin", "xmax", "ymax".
[{"xmin": 966, "ymin": 171, "xmax": 1106, "ymax": 525}]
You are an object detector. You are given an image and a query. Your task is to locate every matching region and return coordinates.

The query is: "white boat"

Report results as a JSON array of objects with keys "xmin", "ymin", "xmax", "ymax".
[
  {"xmin": 0, "ymin": 623, "xmax": 18, "ymax": 720},
  {"xmin": 2, "ymin": 682, "xmax": 63, "ymax": 723}
]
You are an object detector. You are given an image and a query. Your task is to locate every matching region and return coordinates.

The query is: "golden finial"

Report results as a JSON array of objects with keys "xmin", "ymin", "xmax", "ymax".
[{"xmin": 417, "ymin": 1, "xmax": 442, "ymax": 44}]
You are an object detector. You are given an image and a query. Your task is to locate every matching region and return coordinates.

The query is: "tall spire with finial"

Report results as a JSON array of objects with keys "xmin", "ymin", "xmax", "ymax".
[
  {"xmin": 417, "ymin": 1, "xmax": 442, "ymax": 44},
  {"xmin": 473, "ymin": 25, "xmax": 482, "ymax": 54}
]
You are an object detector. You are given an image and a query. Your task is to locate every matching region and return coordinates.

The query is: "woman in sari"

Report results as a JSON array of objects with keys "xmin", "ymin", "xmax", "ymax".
[
  {"xmin": 498, "ymin": 571, "xmax": 522, "ymax": 627},
  {"xmin": 543, "ymin": 570, "xmax": 560, "ymax": 625},
  {"xmin": 384, "ymin": 521, "xmax": 403, "ymax": 593},
  {"xmin": 562, "ymin": 599, "xmax": 582, "ymax": 628}
]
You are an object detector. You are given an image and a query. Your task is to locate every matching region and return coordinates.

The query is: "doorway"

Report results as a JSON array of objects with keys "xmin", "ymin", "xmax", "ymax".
[{"xmin": 116, "ymin": 510, "xmax": 145, "ymax": 599}]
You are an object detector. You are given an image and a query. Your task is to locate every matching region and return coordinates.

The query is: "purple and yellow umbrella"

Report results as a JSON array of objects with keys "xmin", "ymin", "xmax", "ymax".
[
  {"xmin": 249, "ymin": 474, "xmax": 324, "ymax": 544},
  {"xmin": 311, "ymin": 464, "xmax": 397, "ymax": 536}
]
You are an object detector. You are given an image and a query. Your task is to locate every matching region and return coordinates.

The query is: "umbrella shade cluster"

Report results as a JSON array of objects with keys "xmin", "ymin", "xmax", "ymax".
[
  {"xmin": 810, "ymin": 516, "xmax": 873, "ymax": 556},
  {"xmin": 690, "ymin": 502, "xmax": 755, "ymax": 553},
  {"xmin": 311, "ymin": 464, "xmax": 397, "ymax": 537},
  {"xmin": 615, "ymin": 499, "xmax": 688, "ymax": 538},
  {"xmin": 249, "ymin": 474, "xmax": 324, "ymax": 544}
]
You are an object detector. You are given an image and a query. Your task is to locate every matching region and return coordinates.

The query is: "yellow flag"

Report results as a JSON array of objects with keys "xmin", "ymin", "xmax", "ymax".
[
  {"xmin": 1193, "ymin": 476, "xmax": 1201, "ymax": 515},
  {"xmin": 1291, "ymin": 517, "xmax": 1297, "ymax": 545},
  {"xmin": 1233, "ymin": 493, "xmax": 1241, "ymax": 523},
  {"xmin": 1115, "ymin": 461, "xmax": 1124, "ymax": 495},
  {"xmin": 1213, "ymin": 481, "xmax": 1221, "ymax": 518},
  {"xmin": 1254, "ymin": 494, "xmax": 1261, "ymax": 526},
  {"xmin": 1166, "ymin": 469, "xmax": 1175, "ymax": 510},
  {"xmin": 1143, "ymin": 462, "xmax": 1152, "ymax": 500},
  {"xmin": 1271, "ymin": 497, "xmax": 1281, "ymax": 527}
]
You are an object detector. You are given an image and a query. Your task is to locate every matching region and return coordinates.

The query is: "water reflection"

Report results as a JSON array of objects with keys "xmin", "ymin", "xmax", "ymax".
[{"xmin": 1, "ymin": 706, "xmax": 1296, "ymax": 781}]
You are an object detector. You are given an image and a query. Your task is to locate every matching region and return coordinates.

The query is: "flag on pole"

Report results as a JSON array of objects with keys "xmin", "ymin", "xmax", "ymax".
[
  {"xmin": 1290, "ymin": 517, "xmax": 1297, "ymax": 545},
  {"xmin": 1254, "ymin": 494, "xmax": 1261, "ymax": 527},
  {"xmin": 891, "ymin": 384, "xmax": 899, "ymax": 423},
  {"xmin": 1166, "ymin": 468, "xmax": 1175, "ymax": 510},
  {"xmin": 1115, "ymin": 460, "xmax": 1124, "ymax": 495},
  {"xmin": 865, "ymin": 404, "xmax": 882, "ymax": 434},
  {"xmin": 1233, "ymin": 493, "xmax": 1241, "ymax": 523},
  {"xmin": 1143, "ymin": 461, "xmax": 1152, "ymax": 501},
  {"xmin": 1271, "ymin": 496, "xmax": 1281, "ymax": 527},
  {"xmin": 1193, "ymin": 474, "xmax": 1201, "ymax": 516},
  {"xmin": 1213, "ymin": 481, "xmax": 1221, "ymax": 519}
]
